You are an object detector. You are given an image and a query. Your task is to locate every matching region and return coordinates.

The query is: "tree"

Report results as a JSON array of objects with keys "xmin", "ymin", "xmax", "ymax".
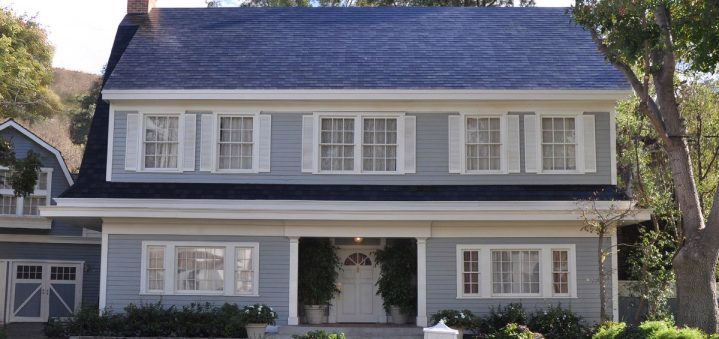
[
  {"xmin": 578, "ymin": 198, "xmax": 637, "ymax": 322},
  {"xmin": 0, "ymin": 8, "xmax": 61, "ymax": 121},
  {"xmin": 68, "ymin": 79, "xmax": 101, "ymax": 145},
  {"xmin": 573, "ymin": 0, "xmax": 719, "ymax": 331}
]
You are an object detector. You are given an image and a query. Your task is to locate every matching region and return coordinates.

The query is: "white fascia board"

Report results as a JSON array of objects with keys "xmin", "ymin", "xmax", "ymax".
[
  {"xmin": 101, "ymin": 89, "xmax": 633, "ymax": 102},
  {"xmin": 43, "ymin": 198, "xmax": 652, "ymax": 222},
  {"xmin": 0, "ymin": 216, "xmax": 51, "ymax": 229}
]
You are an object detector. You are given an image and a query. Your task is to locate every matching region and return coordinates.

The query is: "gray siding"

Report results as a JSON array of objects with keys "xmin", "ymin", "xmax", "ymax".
[
  {"xmin": 426, "ymin": 237, "xmax": 612, "ymax": 325},
  {"xmin": 0, "ymin": 242, "xmax": 101, "ymax": 305},
  {"xmin": 111, "ymin": 112, "xmax": 612, "ymax": 185},
  {"xmin": 106, "ymin": 234, "xmax": 290, "ymax": 324}
]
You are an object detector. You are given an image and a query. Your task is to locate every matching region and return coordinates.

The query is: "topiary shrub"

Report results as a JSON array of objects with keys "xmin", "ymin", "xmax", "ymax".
[{"xmin": 528, "ymin": 305, "xmax": 590, "ymax": 339}]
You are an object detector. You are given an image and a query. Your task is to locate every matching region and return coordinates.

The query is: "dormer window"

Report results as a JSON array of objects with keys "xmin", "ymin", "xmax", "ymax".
[
  {"xmin": 0, "ymin": 168, "xmax": 51, "ymax": 216},
  {"xmin": 143, "ymin": 115, "xmax": 180, "ymax": 170}
]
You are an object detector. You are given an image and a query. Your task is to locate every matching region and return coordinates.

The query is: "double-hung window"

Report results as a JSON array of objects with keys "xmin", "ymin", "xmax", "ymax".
[
  {"xmin": 141, "ymin": 241, "xmax": 260, "ymax": 296},
  {"xmin": 541, "ymin": 117, "xmax": 577, "ymax": 171},
  {"xmin": 456, "ymin": 244, "xmax": 576, "ymax": 298},
  {"xmin": 143, "ymin": 115, "xmax": 180, "ymax": 170},
  {"xmin": 465, "ymin": 116, "xmax": 502, "ymax": 172},
  {"xmin": 314, "ymin": 113, "xmax": 406, "ymax": 174},
  {"xmin": 217, "ymin": 116, "xmax": 254, "ymax": 171},
  {"xmin": 0, "ymin": 168, "xmax": 51, "ymax": 216}
]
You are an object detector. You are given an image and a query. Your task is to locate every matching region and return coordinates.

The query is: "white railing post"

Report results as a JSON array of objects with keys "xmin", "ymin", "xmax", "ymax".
[{"xmin": 423, "ymin": 320, "xmax": 459, "ymax": 339}]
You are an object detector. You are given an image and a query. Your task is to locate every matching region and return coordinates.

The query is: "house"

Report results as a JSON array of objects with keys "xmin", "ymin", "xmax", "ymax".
[
  {"xmin": 0, "ymin": 120, "xmax": 100, "ymax": 323},
  {"xmin": 42, "ymin": 0, "xmax": 649, "ymax": 329}
]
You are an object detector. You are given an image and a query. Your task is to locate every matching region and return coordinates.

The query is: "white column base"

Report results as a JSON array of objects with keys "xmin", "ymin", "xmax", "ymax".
[{"xmin": 416, "ymin": 315, "xmax": 428, "ymax": 327}]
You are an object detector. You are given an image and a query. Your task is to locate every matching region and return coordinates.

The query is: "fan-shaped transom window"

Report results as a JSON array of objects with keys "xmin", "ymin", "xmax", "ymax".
[{"xmin": 344, "ymin": 253, "xmax": 372, "ymax": 266}]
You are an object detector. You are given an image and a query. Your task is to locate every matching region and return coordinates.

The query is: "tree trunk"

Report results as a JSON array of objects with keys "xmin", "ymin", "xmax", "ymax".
[{"xmin": 598, "ymin": 229, "xmax": 609, "ymax": 322}]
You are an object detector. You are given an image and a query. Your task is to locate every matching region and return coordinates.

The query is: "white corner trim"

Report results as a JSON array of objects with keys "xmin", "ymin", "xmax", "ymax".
[
  {"xmin": 99, "ymin": 232, "xmax": 108, "ymax": 312},
  {"xmin": 611, "ymin": 230, "xmax": 619, "ymax": 321},
  {"xmin": 288, "ymin": 237, "xmax": 299, "ymax": 326},
  {"xmin": 610, "ymin": 111, "xmax": 618, "ymax": 185},
  {"xmin": 416, "ymin": 237, "xmax": 428, "ymax": 327},
  {"xmin": 106, "ymin": 107, "xmax": 115, "ymax": 182},
  {"xmin": 0, "ymin": 120, "xmax": 74, "ymax": 185},
  {"xmin": 101, "ymin": 89, "xmax": 633, "ymax": 102}
]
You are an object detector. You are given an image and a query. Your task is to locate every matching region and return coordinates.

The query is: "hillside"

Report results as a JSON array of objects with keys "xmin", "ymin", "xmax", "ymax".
[{"xmin": 51, "ymin": 68, "xmax": 101, "ymax": 107}]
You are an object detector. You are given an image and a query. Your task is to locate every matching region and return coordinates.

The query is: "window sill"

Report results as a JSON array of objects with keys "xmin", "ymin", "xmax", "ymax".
[
  {"xmin": 460, "ymin": 170, "xmax": 508, "ymax": 175},
  {"xmin": 315, "ymin": 171, "xmax": 405, "ymax": 175},
  {"xmin": 456, "ymin": 295, "xmax": 577, "ymax": 299},
  {"xmin": 538, "ymin": 170, "xmax": 584, "ymax": 175},
  {"xmin": 139, "ymin": 168, "xmax": 183, "ymax": 174},
  {"xmin": 140, "ymin": 291, "xmax": 260, "ymax": 297},
  {"xmin": 212, "ymin": 169, "xmax": 260, "ymax": 174}
]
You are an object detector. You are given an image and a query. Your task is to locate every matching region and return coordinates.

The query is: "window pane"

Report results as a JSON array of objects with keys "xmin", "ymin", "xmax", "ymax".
[
  {"xmin": 491, "ymin": 250, "xmax": 540, "ymax": 295},
  {"xmin": 462, "ymin": 250, "xmax": 480, "ymax": 295},
  {"xmin": 236, "ymin": 247, "xmax": 254, "ymax": 294},
  {"xmin": 144, "ymin": 116, "xmax": 180, "ymax": 169},
  {"xmin": 466, "ymin": 116, "xmax": 501, "ymax": 171},
  {"xmin": 147, "ymin": 246, "xmax": 165, "ymax": 291},
  {"xmin": 541, "ymin": 117, "xmax": 578, "ymax": 171},
  {"xmin": 362, "ymin": 118, "xmax": 398, "ymax": 172},
  {"xmin": 218, "ymin": 116, "xmax": 254, "ymax": 170},
  {"xmin": 320, "ymin": 118, "xmax": 355, "ymax": 171},
  {"xmin": 0, "ymin": 195, "xmax": 17, "ymax": 215},
  {"xmin": 552, "ymin": 249, "xmax": 569, "ymax": 295},
  {"xmin": 176, "ymin": 247, "xmax": 225, "ymax": 292},
  {"xmin": 23, "ymin": 196, "xmax": 46, "ymax": 216}
]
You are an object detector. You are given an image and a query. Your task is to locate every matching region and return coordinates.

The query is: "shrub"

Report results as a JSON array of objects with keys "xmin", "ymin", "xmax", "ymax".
[
  {"xmin": 528, "ymin": 305, "xmax": 590, "ymax": 339},
  {"xmin": 640, "ymin": 320, "xmax": 675, "ymax": 337},
  {"xmin": 490, "ymin": 323, "xmax": 535, "ymax": 339},
  {"xmin": 486, "ymin": 304, "xmax": 528, "ymax": 333},
  {"xmin": 239, "ymin": 303, "xmax": 279, "ymax": 325},
  {"xmin": 0, "ymin": 327, "xmax": 6, "ymax": 339},
  {"xmin": 591, "ymin": 320, "xmax": 715, "ymax": 339},
  {"xmin": 292, "ymin": 330, "xmax": 347, "ymax": 339},
  {"xmin": 429, "ymin": 309, "xmax": 475, "ymax": 328}
]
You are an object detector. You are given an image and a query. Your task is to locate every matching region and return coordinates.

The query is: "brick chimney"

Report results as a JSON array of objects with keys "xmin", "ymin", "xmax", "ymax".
[{"xmin": 127, "ymin": 0, "xmax": 156, "ymax": 14}]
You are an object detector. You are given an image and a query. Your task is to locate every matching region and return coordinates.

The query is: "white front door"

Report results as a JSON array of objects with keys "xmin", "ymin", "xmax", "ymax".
[
  {"xmin": 8, "ymin": 261, "xmax": 83, "ymax": 322},
  {"xmin": 335, "ymin": 250, "xmax": 382, "ymax": 323}
]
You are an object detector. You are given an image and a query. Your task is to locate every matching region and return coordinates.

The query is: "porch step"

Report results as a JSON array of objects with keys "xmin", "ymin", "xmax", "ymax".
[{"xmin": 268, "ymin": 324, "xmax": 424, "ymax": 339}]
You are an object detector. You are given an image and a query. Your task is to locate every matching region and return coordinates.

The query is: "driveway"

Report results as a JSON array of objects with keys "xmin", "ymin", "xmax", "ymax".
[{"xmin": 5, "ymin": 323, "xmax": 47, "ymax": 339}]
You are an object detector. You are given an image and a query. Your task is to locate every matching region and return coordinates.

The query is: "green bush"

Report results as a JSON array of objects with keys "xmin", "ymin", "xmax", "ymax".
[
  {"xmin": 239, "ymin": 303, "xmax": 279, "ymax": 325},
  {"xmin": 0, "ymin": 326, "xmax": 6, "ymax": 339},
  {"xmin": 591, "ymin": 320, "xmax": 716, "ymax": 339},
  {"xmin": 486, "ymin": 303, "xmax": 528, "ymax": 333},
  {"xmin": 292, "ymin": 330, "xmax": 347, "ymax": 339},
  {"xmin": 429, "ymin": 309, "xmax": 475, "ymax": 328},
  {"xmin": 592, "ymin": 322, "xmax": 628, "ymax": 339},
  {"xmin": 528, "ymin": 305, "xmax": 590, "ymax": 339},
  {"xmin": 489, "ymin": 323, "xmax": 535, "ymax": 339}
]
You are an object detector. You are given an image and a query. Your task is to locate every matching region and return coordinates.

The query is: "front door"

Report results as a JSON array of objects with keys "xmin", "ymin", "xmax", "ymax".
[
  {"xmin": 336, "ymin": 250, "xmax": 382, "ymax": 323},
  {"xmin": 9, "ymin": 261, "xmax": 82, "ymax": 322}
]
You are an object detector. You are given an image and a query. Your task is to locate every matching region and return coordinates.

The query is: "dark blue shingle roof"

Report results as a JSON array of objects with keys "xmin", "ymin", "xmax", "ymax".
[{"xmin": 103, "ymin": 7, "xmax": 628, "ymax": 90}]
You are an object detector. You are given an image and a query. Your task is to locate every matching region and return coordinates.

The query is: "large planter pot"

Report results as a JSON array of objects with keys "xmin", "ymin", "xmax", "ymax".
[
  {"xmin": 389, "ymin": 305, "xmax": 408, "ymax": 325},
  {"xmin": 304, "ymin": 305, "xmax": 325, "ymax": 324},
  {"xmin": 245, "ymin": 323, "xmax": 267, "ymax": 339}
]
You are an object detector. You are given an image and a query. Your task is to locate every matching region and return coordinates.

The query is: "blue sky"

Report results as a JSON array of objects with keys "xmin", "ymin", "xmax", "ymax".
[{"xmin": 0, "ymin": 0, "xmax": 573, "ymax": 74}]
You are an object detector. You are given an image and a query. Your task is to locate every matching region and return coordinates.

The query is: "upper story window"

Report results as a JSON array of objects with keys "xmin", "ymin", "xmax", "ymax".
[
  {"xmin": 541, "ymin": 117, "xmax": 577, "ymax": 171},
  {"xmin": 304, "ymin": 112, "xmax": 415, "ymax": 175},
  {"xmin": 217, "ymin": 116, "xmax": 254, "ymax": 171},
  {"xmin": 0, "ymin": 168, "xmax": 51, "ymax": 216},
  {"xmin": 143, "ymin": 115, "xmax": 180, "ymax": 170},
  {"xmin": 465, "ymin": 116, "xmax": 502, "ymax": 172}
]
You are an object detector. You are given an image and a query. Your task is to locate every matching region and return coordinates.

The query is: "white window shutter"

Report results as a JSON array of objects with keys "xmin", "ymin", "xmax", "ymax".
[
  {"xmin": 506, "ymin": 115, "xmax": 520, "ymax": 173},
  {"xmin": 182, "ymin": 114, "xmax": 196, "ymax": 171},
  {"xmin": 200, "ymin": 114, "xmax": 215, "ymax": 171},
  {"xmin": 448, "ymin": 115, "xmax": 462, "ymax": 174},
  {"xmin": 301, "ymin": 115, "xmax": 315, "ymax": 173},
  {"xmin": 124, "ymin": 113, "xmax": 139, "ymax": 171},
  {"xmin": 403, "ymin": 116, "xmax": 417, "ymax": 174},
  {"xmin": 524, "ymin": 115, "xmax": 538, "ymax": 173},
  {"xmin": 583, "ymin": 114, "xmax": 597, "ymax": 173},
  {"xmin": 258, "ymin": 115, "xmax": 272, "ymax": 172}
]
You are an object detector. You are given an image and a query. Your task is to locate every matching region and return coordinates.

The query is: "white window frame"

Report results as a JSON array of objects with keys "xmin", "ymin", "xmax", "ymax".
[
  {"xmin": 460, "ymin": 113, "xmax": 508, "ymax": 174},
  {"xmin": 140, "ymin": 241, "xmax": 260, "ymax": 297},
  {"xmin": 313, "ymin": 112, "xmax": 406, "ymax": 175},
  {"xmin": 0, "ymin": 167, "xmax": 52, "ymax": 217},
  {"xmin": 212, "ymin": 113, "xmax": 260, "ymax": 174},
  {"xmin": 140, "ymin": 113, "xmax": 185, "ymax": 173},
  {"xmin": 455, "ymin": 244, "xmax": 577, "ymax": 299},
  {"xmin": 535, "ymin": 112, "xmax": 585, "ymax": 175}
]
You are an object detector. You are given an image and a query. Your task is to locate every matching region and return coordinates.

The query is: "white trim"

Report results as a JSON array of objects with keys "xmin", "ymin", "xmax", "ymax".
[
  {"xmin": 610, "ymin": 111, "xmax": 618, "ymax": 185},
  {"xmin": 611, "ymin": 229, "xmax": 619, "ymax": 321},
  {"xmin": 288, "ymin": 237, "xmax": 299, "ymax": 325},
  {"xmin": 106, "ymin": 107, "xmax": 115, "ymax": 181},
  {"xmin": 102, "ymin": 89, "xmax": 632, "ymax": 102},
  {"xmin": 416, "ymin": 237, "xmax": 428, "ymax": 327},
  {"xmin": 535, "ymin": 112, "xmax": 585, "ymax": 175},
  {"xmin": 139, "ymin": 240, "xmax": 260, "ymax": 297},
  {"xmin": 0, "ymin": 120, "xmax": 73, "ymax": 185},
  {"xmin": 455, "ymin": 244, "xmax": 577, "ymax": 299},
  {"xmin": 99, "ymin": 232, "xmax": 108, "ymax": 311},
  {"xmin": 45, "ymin": 198, "xmax": 651, "ymax": 222},
  {"xmin": 211, "ymin": 112, "xmax": 260, "ymax": 174},
  {"xmin": 459, "ymin": 112, "xmax": 509, "ymax": 174},
  {"xmin": 0, "ymin": 260, "xmax": 5, "ymax": 324},
  {"xmin": 0, "ymin": 234, "xmax": 100, "ymax": 244}
]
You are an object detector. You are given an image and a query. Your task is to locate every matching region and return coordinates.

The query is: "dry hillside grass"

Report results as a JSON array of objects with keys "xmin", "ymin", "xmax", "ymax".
[{"xmin": 51, "ymin": 68, "xmax": 100, "ymax": 105}]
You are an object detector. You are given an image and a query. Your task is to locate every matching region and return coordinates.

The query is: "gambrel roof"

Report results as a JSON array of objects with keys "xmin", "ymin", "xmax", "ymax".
[{"xmin": 104, "ymin": 7, "xmax": 628, "ymax": 91}]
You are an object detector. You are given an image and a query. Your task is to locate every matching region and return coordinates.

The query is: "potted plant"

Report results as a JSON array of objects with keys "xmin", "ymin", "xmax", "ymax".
[
  {"xmin": 374, "ymin": 239, "xmax": 417, "ymax": 324},
  {"xmin": 240, "ymin": 303, "xmax": 278, "ymax": 339},
  {"xmin": 298, "ymin": 238, "xmax": 342, "ymax": 324},
  {"xmin": 429, "ymin": 309, "xmax": 475, "ymax": 338}
]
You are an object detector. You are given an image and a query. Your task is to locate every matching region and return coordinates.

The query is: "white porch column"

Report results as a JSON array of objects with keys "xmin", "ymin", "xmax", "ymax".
[
  {"xmin": 288, "ymin": 236, "xmax": 299, "ymax": 325},
  {"xmin": 416, "ymin": 237, "xmax": 428, "ymax": 327}
]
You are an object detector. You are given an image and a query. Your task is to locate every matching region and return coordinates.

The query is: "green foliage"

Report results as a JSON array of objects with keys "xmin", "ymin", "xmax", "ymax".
[
  {"xmin": 68, "ymin": 79, "xmax": 100, "ymax": 145},
  {"xmin": 0, "ymin": 326, "xmax": 6, "ymax": 339},
  {"xmin": 528, "ymin": 305, "xmax": 590, "ymax": 339},
  {"xmin": 298, "ymin": 238, "xmax": 341, "ymax": 305},
  {"xmin": 0, "ymin": 8, "xmax": 61, "ymax": 120},
  {"xmin": 239, "ymin": 303, "xmax": 279, "ymax": 325},
  {"xmin": 430, "ymin": 309, "xmax": 475, "ymax": 328},
  {"xmin": 489, "ymin": 323, "xmax": 535, "ymax": 339},
  {"xmin": 627, "ymin": 228, "xmax": 676, "ymax": 321},
  {"xmin": 44, "ymin": 302, "xmax": 276, "ymax": 338},
  {"xmin": 591, "ymin": 320, "xmax": 716, "ymax": 339},
  {"xmin": 374, "ymin": 238, "xmax": 417, "ymax": 314},
  {"xmin": 292, "ymin": 330, "xmax": 347, "ymax": 339},
  {"xmin": 485, "ymin": 303, "xmax": 528, "ymax": 332}
]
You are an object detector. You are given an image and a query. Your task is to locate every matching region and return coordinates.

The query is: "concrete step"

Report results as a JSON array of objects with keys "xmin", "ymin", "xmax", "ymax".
[{"xmin": 268, "ymin": 324, "xmax": 424, "ymax": 339}]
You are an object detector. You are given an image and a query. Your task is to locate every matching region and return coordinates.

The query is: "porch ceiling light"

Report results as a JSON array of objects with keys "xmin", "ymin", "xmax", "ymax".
[{"xmin": 353, "ymin": 237, "xmax": 363, "ymax": 243}]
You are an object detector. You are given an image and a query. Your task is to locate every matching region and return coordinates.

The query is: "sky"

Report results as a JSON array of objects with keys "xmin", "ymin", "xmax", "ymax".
[{"xmin": 0, "ymin": 0, "xmax": 573, "ymax": 75}]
